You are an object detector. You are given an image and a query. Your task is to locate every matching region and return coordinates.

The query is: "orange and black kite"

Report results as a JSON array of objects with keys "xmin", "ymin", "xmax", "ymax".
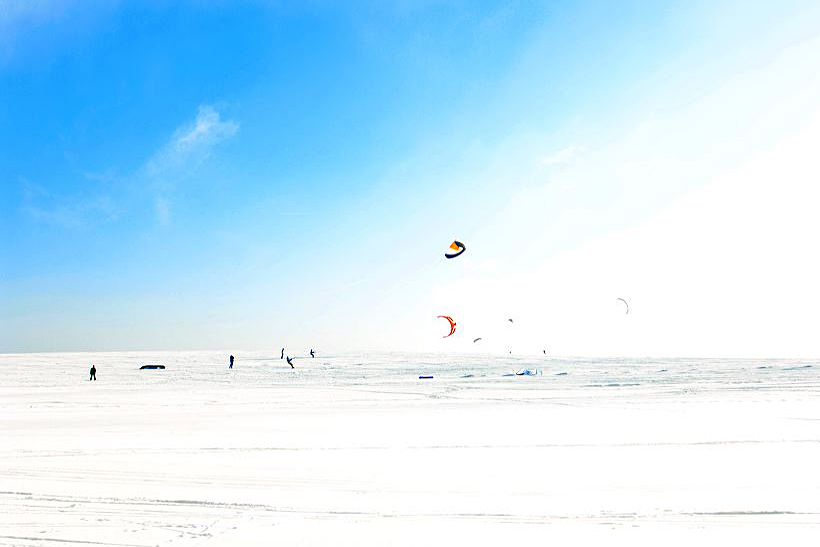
[{"xmin": 445, "ymin": 240, "xmax": 466, "ymax": 259}]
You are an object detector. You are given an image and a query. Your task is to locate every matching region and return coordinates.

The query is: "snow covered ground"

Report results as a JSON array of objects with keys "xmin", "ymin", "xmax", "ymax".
[{"xmin": 2, "ymin": 351, "xmax": 819, "ymax": 545}]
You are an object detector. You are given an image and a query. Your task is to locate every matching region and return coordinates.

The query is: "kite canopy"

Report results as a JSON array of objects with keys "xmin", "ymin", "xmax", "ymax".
[
  {"xmin": 617, "ymin": 297, "xmax": 630, "ymax": 314},
  {"xmin": 473, "ymin": 337, "xmax": 482, "ymax": 343},
  {"xmin": 437, "ymin": 315, "xmax": 457, "ymax": 338},
  {"xmin": 445, "ymin": 240, "xmax": 466, "ymax": 259}
]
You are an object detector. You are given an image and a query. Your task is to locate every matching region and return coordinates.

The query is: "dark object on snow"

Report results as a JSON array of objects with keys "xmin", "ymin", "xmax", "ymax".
[
  {"xmin": 89, "ymin": 364, "xmax": 96, "ymax": 381},
  {"xmin": 419, "ymin": 375, "xmax": 434, "ymax": 379},
  {"xmin": 286, "ymin": 356, "xmax": 294, "ymax": 368},
  {"xmin": 140, "ymin": 364, "xmax": 166, "ymax": 370}
]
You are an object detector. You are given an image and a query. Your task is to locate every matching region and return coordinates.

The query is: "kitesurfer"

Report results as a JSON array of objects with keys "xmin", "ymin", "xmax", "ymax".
[
  {"xmin": 229, "ymin": 355, "xmax": 234, "ymax": 369},
  {"xmin": 286, "ymin": 356, "xmax": 294, "ymax": 368},
  {"xmin": 310, "ymin": 349, "xmax": 315, "ymax": 358},
  {"xmin": 89, "ymin": 364, "xmax": 96, "ymax": 381}
]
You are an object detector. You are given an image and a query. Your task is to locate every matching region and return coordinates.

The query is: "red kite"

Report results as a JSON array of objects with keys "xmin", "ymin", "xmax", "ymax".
[{"xmin": 437, "ymin": 315, "xmax": 457, "ymax": 338}]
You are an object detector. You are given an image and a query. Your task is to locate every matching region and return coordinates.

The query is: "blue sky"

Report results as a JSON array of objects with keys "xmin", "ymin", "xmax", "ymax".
[{"xmin": 3, "ymin": 1, "xmax": 820, "ymax": 355}]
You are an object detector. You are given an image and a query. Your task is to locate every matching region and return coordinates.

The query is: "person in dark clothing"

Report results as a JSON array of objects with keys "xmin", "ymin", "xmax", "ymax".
[
  {"xmin": 310, "ymin": 349, "xmax": 315, "ymax": 358},
  {"xmin": 90, "ymin": 364, "xmax": 96, "ymax": 381},
  {"xmin": 286, "ymin": 356, "xmax": 294, "ymax": 368},
  {"xmin": 229, "ymin": 355, "xmax": 234, "ymax": 369},
  {"xmin": 280, "ymin": 348, "xmax": 285, "ymax": 359}
]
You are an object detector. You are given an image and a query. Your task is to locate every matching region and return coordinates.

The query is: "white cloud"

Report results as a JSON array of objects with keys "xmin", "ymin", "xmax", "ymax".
[
  {"xmin": 145, "ymin": 105, "xmax": 238, "ymax": 182},
  {"xmin": 176, "ymin": 105, "xmax": 238, "ymax": 146},
  {"xmin": 144, "ymin": 105, "xmax": 239, "ymax": 222},
  {"xmin": 539, "ymin": 145, "xmax": 586, "ymax": 166},
  {"xmin": 19, "ymin": 105, "xmax": 238, "ymax": 227},
  {"xmin": 21, "ymin": 179, "xmax": 118, "ymax": 227}
]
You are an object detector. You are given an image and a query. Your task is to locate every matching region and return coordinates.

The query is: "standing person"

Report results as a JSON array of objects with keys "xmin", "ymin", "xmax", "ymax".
[
  {"xmin": 89, "ymin": 364, "xmax": 96, "ymax": 381},
  {"xmin": 229, "ymin": 355, "xmax": 234, "ymax": 369},
  {"xmin": 280, "ymin": 348, "xmax": 284, "ymax": 359},
  {"xmin": 310, "ymin": 349, "xmax": 315, "ymax": 358}
]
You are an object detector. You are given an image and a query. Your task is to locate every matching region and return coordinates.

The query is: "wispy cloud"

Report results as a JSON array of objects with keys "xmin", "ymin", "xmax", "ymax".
[
  {"xmin": 539, "ymin": 145, "xmax": 587, "ymax": 166},
  {"xmin": 81, "ymin": 168, "xmax": 119, "ymax": 184},
  {"xmin": 20, "ymin": 104, "xmax": 238, "ymax": 227},
  {"xmin": 145, "ymin": 105, "xmax": 239, "ymax": 185},
  {"xmin": 21, "ymin": 179, "xmax": 118, "ymax": 227},
  {"xmin": 143, "ymin": 105, "xmax": 239, "ymax": 222}
]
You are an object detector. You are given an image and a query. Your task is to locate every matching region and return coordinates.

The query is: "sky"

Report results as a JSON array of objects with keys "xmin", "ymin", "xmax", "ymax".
[{"xmin": 2, "ymin": 0, "xmax": 820, "ymax": 357}]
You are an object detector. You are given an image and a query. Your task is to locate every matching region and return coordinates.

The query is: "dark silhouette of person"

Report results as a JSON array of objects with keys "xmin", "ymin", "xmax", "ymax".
[
  {"xmin": 90, "ymin": 364, "xmax": 96, "ymax": 381},
  {"xmin": 281, "ymin": 348, "xmax": 284, "ymax": 359},
  {"xmin": 286, "ymin": 356, "xmax": 294, "ymax": 368},
  {"xmin": 310, "ymin": 349, "xmax": 315, "ymax": 358},
  {"xmin": 229, "ymin": 355, "xmax": 234, "ymax": 369}
]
